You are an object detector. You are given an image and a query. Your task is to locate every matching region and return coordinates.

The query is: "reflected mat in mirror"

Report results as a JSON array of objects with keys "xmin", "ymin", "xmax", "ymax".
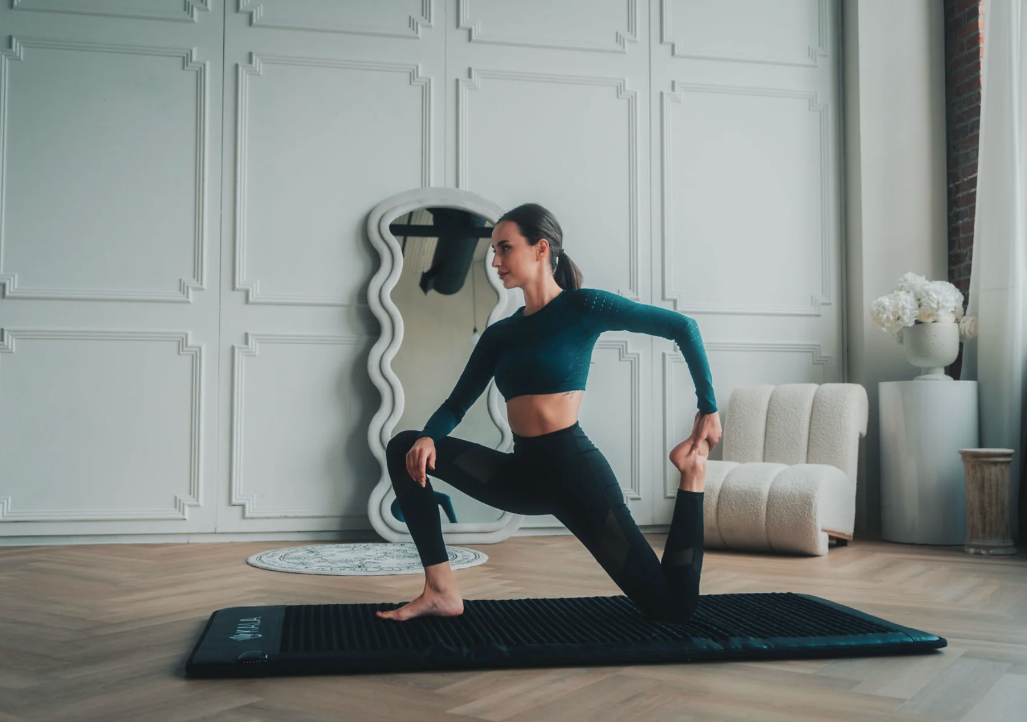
[{"xmin": 185, "ymin": 593, "xmax": 946, "ymax": 678}]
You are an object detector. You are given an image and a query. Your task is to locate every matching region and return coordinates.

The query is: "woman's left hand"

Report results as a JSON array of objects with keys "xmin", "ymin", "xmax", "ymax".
[{"xmin": 689, "ymin": 411, "xmax": 722, "ymax": 454}]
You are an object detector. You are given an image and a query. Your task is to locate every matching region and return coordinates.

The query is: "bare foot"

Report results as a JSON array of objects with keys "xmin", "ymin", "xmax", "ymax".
[
  {"xmin": 670, "ymin": 436, "xmax": 709, "ymax": 492},
  {"xmin": 669, "ymin": 437, "xmax": 709, "ymax": 470},
  {"xmin": 375, "ymin": 586, "xmax": 464, "ymax": 621}
]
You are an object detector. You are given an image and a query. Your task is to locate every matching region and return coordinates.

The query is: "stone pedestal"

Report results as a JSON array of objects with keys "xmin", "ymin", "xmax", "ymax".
[
  {"xmin": 959, "ymin": 448, "xmax": 1018, "ymax": 555},
  {"xmin": 880, "ymin": 380, "xmax": 979, "ymax": 544}
]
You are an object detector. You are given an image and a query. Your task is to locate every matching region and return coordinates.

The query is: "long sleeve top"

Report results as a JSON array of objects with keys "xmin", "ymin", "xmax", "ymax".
[{"xmin": 418, "ymin": 287, "xmax": 717, "ymax": 441}]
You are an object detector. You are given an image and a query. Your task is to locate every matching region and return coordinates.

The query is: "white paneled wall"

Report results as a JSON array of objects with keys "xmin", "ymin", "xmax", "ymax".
[
  {"xmin": 212, "ymin": 2, "xmax": 443, "ymax": 535},
  {"xmin": 0, "ymin": 0, "xmax": 842, "ymax": 542},
  {"xmin": 650, "ymin": 0, "xmax": 843, "ymax": 522},
  {"xmin": 0, "ymin": 0, "xmax": 224, "ymax": 538}
]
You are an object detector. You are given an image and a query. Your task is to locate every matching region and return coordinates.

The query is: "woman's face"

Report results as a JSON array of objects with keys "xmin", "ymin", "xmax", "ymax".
[{"xmin": 491, "ymin": 220, "xmax": 548, "ymax": 289}]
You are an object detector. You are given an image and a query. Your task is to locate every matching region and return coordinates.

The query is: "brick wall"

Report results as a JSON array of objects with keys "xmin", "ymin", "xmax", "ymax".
[{"xmin": 944, "ymin": 0, "xmax": 985, "ymax": 379}]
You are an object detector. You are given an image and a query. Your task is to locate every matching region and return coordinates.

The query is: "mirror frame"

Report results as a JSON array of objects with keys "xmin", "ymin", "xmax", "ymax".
[{"xmin": 366, "ymin": 188, "xmax": 524, "ymax": 543}]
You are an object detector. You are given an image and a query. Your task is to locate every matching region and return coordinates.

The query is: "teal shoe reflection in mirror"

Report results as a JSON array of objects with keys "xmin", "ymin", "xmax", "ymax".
[{"xmin": 392, "ymin": 492, "xmax": 459, "ymax": 524}]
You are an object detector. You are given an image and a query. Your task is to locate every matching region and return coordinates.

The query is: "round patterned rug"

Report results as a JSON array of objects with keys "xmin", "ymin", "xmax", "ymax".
[{"xmin": 246, "ymin": 543, "xmax": 488, "ymax": 576}]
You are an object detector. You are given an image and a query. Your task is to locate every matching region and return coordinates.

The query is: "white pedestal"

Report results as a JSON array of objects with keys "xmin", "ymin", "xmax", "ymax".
[{"xmin": 880, "ymin": 380, "xmax": 979, "ymax": 545}]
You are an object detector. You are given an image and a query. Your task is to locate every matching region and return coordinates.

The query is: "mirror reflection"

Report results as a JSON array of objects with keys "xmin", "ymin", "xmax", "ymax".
[{"xmin": 389, "ymin": 207, "xmax": 505, "ymax": 525}]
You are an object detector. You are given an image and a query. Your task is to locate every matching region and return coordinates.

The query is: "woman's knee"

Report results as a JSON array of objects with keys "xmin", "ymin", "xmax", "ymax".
[
  {"xmin": 387, "ymin": 429, "xmax": 421, "ymax": 460},
  {"xmin": 386, "ymin": 430, "xmax": 422, "ymax": 488}
]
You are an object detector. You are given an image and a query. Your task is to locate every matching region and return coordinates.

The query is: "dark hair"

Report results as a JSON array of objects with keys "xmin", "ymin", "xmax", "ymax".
[{"xmin": 498, "ymin": 203, "xmax": 583, "ymax": 290}]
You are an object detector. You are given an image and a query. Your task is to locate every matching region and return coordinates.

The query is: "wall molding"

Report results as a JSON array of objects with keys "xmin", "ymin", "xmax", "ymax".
[
  {"xmin": 234, "ymin": 53, "xmax": 432, "ymax": 307},
  {"xmin": 0, "ymin": 328, "xmax": 204, "ymax": 521},
  {"xmin": 0, "ymin": 36, "xmax": 208, "ymax": 303},
  {"xmin": 458, "ymin": 0, "xmax": 638, "ymax": 54},
  {"xmin": 230, "ymin": 332, "xmax": 365, "ymax": 519},
  {"xmin": 660, "ymin": 81, "xmax": 832, "ymax": 316},
  {"xmin": 594, "ymin": 339, "xmax": 643, "ymax": 500},
  {"xmin": 660, "ymin": 341, "xmax": 831, "ymax": 498},
  {"xmin": 660, "ymin": 0, "xmax": 828, "ymax": 67},
  {"xmin": 457, "ymin": 67, "xmax": 639, "ymax": 299},
  {"xmin": 238, "ymin": 0, "xmax": 433, "ymax": 38},
  {"xmin": 12, "ymin": 0, "xmax": 210, "ymax": 23}
]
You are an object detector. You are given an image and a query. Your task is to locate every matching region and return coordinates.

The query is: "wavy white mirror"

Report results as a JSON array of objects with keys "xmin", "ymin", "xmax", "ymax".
[{"xmin": 366, "ymin": 188, "xmax": 524, "ymax": 543}]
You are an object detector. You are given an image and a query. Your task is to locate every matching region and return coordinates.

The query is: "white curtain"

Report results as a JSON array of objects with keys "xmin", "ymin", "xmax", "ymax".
[{"xmin": 961, "ymin": 0, "xmax": 1027, "ymax": 540}]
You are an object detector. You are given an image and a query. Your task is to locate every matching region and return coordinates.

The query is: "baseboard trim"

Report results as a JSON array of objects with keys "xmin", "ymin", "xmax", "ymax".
[
  {"xmin": 0, "ymin": 524, "xmax": 674, "ymax": 547},
  {"xmin": 0, "ymin": 530, "xmax": 381, "ymax": 547}
]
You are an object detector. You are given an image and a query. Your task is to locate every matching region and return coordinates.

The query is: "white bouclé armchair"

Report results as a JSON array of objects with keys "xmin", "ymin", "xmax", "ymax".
[{"xmin": 703, "ymin": 383, "xmax": 869, "ymax": 556}]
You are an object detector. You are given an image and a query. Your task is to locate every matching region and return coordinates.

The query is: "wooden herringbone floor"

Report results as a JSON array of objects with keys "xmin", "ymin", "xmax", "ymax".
[{"xmin": 0, "ymin": 535, "xmax": 1024, "ymax": 722}]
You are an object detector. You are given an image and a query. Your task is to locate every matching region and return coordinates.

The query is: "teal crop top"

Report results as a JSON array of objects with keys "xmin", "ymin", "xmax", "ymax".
[{"xmin": 417, "ymin": 288, "xmax": 717, "ymax": 441}]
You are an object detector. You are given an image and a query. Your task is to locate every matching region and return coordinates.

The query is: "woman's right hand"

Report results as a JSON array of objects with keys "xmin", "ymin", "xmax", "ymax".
[{"xmin": 406, "ymin": 436, "xmax": 436, "ymax": 486}]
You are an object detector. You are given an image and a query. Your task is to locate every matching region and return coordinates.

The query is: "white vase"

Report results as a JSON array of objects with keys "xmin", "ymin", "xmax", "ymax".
[{"xmin": 898, "ymin": 321, "xmax": 960, "ymax": 380}]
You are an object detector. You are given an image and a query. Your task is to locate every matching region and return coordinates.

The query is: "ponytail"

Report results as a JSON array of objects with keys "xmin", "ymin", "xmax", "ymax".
[{"xmin": 554, "ymin": 252, "xmax": 583, "ymax": 291}]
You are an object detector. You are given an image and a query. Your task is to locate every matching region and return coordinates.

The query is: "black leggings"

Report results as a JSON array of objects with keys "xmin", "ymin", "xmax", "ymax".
[{"xmin": 386, "ymin": 422, "xmax": 704, "ymax": 623}]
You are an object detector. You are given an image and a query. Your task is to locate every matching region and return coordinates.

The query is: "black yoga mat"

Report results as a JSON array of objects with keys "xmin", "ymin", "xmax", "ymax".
[{"xmin": 185, "ymin": 593, "xmax": 946, "ymax": 678}]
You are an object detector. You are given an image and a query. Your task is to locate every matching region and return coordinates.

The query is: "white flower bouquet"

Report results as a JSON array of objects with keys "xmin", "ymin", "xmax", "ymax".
[{"xmin": 870, "ymin": 272, "xmax": 979, "ymax": 342}]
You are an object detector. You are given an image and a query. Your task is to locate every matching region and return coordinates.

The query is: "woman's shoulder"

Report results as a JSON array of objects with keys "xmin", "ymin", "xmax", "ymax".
[
  {"xmin": 564, "ymin": 287, "xmax": 622, "ymax": 310},
  {"xmin": 488, "ymin": 312, "xmax": 519, "ymax": 329},
  {"xmin": 564, "ymin": 286, "xmax": 608, "ymax": 301},
  {"xmin": 480, "ymin": 313, "xmax": 518, "ymax": 341}
]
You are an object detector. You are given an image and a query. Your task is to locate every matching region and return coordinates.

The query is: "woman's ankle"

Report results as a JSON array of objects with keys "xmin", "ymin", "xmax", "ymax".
[{"xmin": 423, "ymin": 562, "xmax": 458, "ymax": 594}]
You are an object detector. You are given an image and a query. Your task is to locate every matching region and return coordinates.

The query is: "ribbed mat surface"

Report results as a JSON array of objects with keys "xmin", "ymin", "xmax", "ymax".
[
  {"xmin": 186, "ymin": 593, "xmax": 946, "ymax": 678},
  {"xmin": 282, "ymin": 594, "xmax": 889, "ymax": 651}
]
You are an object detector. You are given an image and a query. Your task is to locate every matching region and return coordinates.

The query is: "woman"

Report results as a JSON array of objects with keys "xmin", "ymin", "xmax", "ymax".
[{"xmin": 378, "ymin": 203, "xmax": 722, "ymax": 623}]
